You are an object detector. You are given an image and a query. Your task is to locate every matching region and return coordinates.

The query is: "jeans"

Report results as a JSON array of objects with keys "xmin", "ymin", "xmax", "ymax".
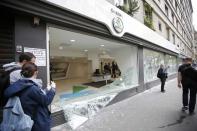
[{"xmin": 182, "ymin": 83, "xmax": 197, "ymax": 112}]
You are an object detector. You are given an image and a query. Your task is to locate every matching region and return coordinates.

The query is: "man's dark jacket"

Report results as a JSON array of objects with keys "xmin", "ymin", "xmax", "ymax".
[{"xmin": 157, "ymin": 68, "xmax": 167, "ymax": 79}]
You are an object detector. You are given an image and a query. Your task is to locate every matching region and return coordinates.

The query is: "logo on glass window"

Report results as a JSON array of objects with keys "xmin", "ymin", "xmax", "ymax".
[{"xmin": 112, "ymin": 17, "xmax": 124, "ymax": 33}]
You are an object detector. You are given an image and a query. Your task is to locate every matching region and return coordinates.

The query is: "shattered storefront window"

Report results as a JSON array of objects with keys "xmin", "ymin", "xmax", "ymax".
[
  {"xmin": 51, "ymin": 67, "xmax": 138, "ymax": 130},
  {"xmin": 103, "ymin": 67, "xmax": 138, "ymax": 90},
  {"xmin": 51, "ymin": 45, "xmax": 139, "ymax": 130},
  {"xmin": 143, "ymin": 49, "xmax": 164, "ymax": 82},
  {"xmin": 165, "ymin": 55, "xmax": 177, "ymax": 74},
  {"xmin": 60, "ymin": 94, "xmax": 117, "ymax": 130}
]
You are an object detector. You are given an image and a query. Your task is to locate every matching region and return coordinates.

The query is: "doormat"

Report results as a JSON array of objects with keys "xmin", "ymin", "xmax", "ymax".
[
  {"xmin": 83, "ymin": 80, "xmax": 113, "ymax": 88},
  {"xmin": 73, "ymin": 85, "xmax": 88, "ymax": 93}
]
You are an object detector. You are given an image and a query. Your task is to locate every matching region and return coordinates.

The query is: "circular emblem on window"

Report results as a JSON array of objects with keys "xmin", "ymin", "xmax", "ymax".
[{"xmin": 112, "ymin": 17, "xmax": 124, "ymax": 33}]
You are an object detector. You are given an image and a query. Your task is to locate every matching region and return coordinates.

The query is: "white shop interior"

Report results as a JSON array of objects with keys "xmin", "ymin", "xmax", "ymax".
[{"xmin": 48, "ymin": 27, "xmax": 138, "ymax": 108}]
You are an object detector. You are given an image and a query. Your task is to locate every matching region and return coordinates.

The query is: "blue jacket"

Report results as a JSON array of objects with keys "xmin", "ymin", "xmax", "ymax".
[{"xmin": 4, "ymin": 79, "xmax": 55, "ymax": 131}]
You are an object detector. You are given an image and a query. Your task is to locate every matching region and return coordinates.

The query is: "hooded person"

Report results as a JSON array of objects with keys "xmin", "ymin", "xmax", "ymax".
[
  {"xmin": 4, "ymin": 62, "xmax": 56, "ymax": 131},
  {"xmin": 3, "ymin": 52, "xmax": 36, "ymax": 84}
]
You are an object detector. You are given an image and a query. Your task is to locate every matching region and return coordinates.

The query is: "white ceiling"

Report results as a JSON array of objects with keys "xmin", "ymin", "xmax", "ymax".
[{"xmin": 49, "ymin": 27, "xmax": 128, "ymax": 53}]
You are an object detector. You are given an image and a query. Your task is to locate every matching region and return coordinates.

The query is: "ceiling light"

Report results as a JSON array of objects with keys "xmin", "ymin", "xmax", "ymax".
[
  {"xmin": 59, "ymin": 46, "xmax": 63, "ymax": 50},
  {"xmin": 70, "ymin": 39, "xmax": 76, "ymax": 42},
  {"xmin": 100, "ymin": 45, "xmax": 104, "ymax": 47}
]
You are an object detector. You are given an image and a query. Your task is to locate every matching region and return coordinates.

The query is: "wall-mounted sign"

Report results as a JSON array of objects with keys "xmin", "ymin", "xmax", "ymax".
[
  {"xmin": 111, "ymin": 8, "xmax": 122, "ymax": 17},
  {"xmin": 112, "ymin": 17, "xmax": 124, "ymax": 33},
  {"xmin": 16, "ymin": 45, "xmax": 23, "ymax": 53},
  {"xmin": 24, "ymin": 47, "xmax": 46, "ymax": 66}
]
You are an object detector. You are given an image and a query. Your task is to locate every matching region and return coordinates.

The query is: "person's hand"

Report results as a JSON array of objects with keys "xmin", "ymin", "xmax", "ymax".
[
  {"xmin": 178, "ymin": 83, "xmax": 182, "ymax": 88},
  {"xmin": 47, "ymin": 84, "xmax": 52, "ymax": 90},
  {"xmin": 46, "ymin": 81, "xmax": 56, "ymax": 90},
  {"xmin": 50, "ymin": 81, "xmax": 56, "ymax": 89}
]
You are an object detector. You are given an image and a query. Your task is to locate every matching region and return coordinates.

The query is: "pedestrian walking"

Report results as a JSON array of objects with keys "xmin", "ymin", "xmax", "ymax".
[
  {"xmin": 157, "ymin": 64, "xmax": 168, "ymax": 93},
  {"xmin": 4, "ymin": 62, "xmax": 56, "ymax": 131},
  {"xmin": 177, "ymin": 57, "xmax": 197, "ymax": 115}
]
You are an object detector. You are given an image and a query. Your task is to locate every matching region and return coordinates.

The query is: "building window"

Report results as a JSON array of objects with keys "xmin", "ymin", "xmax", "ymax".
[
  {"xmin": 165, "ymin": 5, "xmax": 169, "ymax": 17},
  {"xmin": 171, "ymin": 0, "xmax": 173, "ymax": 4},
  {"xmin": 176, "ymin": 20, "xmax": 179, "ymax": 29},
  {"xmin": 117, "ymin": 0, "xmax": 140, "ymax": 17},
  {"xmin": 171, "ymin": 13, "xmax": 174, "ymax": 23},
  {"xmin": 124, "ymin": 0, "xmax": 127, "ymax": 5},
  {"xmin": 172, "ymin": 33, "xmax": 175, "ymax": 44},
  {"xmin": 175, "ymin": 1, "xmax": 178, "ymax": 10},
  {"xmin": 144, "ymin": 1, "xmax": 154, "ymax": 30},
  {"xmin": 143, "ymin": 49, "xmax": 164, "ymax": 82},
  {"xmin": 166, "ymin": 27, "xmax": 170, "ymax": 40},
  {"xmin": 165, "ymin": 55, "xmax": 177, "ymax": 74},
  {"xmin": 158, "ymin": 22, "xmax": 162, "ymax": 31},
  {"xmin": 49, "ymin": 27, "xmax": 139, "ymax": 112}
]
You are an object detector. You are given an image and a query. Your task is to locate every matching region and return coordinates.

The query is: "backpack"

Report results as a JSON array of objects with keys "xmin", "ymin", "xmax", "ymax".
[
  {"xmin": 0, "ymin": 67, "xmax": 21, "ymax": 107},
  {"xmin": 0, "ymin": 96, "xmax": 34, "ymax": 131},
  {"xmin": 182, "ymin": 66, "xmax": 197, "ymax": 82},
  {"xmin": 157, "ymin": 69, "xmax": 162, "ymax": 78}
]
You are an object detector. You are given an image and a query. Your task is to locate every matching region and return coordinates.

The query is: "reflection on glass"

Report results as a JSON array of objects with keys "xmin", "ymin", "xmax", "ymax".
[
  {"xmin": 165, "ymin": 55, "xmax": 177, "ymax": 74},
  {"xmin": 49, "ymin": 27, "xmax": 140, "ymax": 130},
  {"xmin": 144, "ymin": 49, "xmax": 164, "ymax": 82},
  {"xmin": 111, "ymin": 68, "xmax": 135, "ymax": 87},
  {"xmin": 144, "ymin": 49, "xmax": 177, "ymax": 82}
]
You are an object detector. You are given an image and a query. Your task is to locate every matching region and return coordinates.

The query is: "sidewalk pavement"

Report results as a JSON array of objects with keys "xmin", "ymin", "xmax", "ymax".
[
  {"xmin": 53, "ymin": 79, "xmax": 197, "ymax": 131},
  {"xmin": 76, "ymin": 79, "xmax": 197, "ymax": 131}
]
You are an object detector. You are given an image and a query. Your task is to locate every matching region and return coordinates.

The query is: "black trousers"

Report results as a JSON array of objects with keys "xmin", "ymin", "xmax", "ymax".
[
  {"xmin": 160, "ymin": 78, "xmax": 166, "ymax": 91},
  {"xmin": 182, "ymin": 83, "xmax": 197, "ymax": 112}
]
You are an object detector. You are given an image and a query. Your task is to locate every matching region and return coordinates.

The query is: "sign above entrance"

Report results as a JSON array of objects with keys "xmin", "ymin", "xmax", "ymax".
[
  {"xmin": 112, "ymin": 17, "xmax": 124, "ymax": 33},
  {"xmin": 24, "ymin": 47, "xmax": 46, "ymax": 66}
]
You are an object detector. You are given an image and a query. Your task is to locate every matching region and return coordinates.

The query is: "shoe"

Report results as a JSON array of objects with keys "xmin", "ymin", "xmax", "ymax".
[
  {"xmin": 182, "ymin": 106, "xmax": 188, "ymax": 111},
  {"xmin": 189, "ymin": 111, "xmax": 195, "ymax": 115},
  {"xmin": 161, "ymin": 90, "xmax": 165, "ymax": 93}
]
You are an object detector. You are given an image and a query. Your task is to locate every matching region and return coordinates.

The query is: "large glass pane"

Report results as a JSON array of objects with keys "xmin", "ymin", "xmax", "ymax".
[
  {"xmin": 143, "ymin": 49, "xmax": 164, "ymax": 82},
  {"xmin": 49, "ymin": 27, "xmax": 139, "ymax": 128},
  {"xmin": 165, "ymin": 55, "xmax": 177, "ymax": 74}
]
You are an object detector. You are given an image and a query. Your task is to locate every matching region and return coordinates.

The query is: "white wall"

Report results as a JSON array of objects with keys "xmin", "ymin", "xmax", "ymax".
[
  {"xmin": 50, "ymin": 48, "xmax": 101, "ymax": 73},
  {"xmin": 133, "ymin": 0, "xmax": 144, "ymax": 23},
  {"xmin": 50, "ymin": 48, "xmax": 86, "ymax": 57},
  {"xmin": 105, "ymin": 0, "xmax": 115, "ymax": 5},
  {"xmin": 153, "ymin": 12, "xmax": 167, "ymax": 40},
  {"xmin": 88, "ymin": 52, "xmax": 100, "ymax": 72}
]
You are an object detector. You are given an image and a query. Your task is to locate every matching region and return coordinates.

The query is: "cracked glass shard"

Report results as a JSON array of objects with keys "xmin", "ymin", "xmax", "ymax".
[
  {"xmin": 102, "ymin": 67, "xmax": 134, "ymax": 89},
  {"xmin": 62, "ymin": 94, "xmax": 117, "ymax": 130},
  {"xmin": 56, "ymin": 67, "xmax": 137, "ymax": 130}
]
